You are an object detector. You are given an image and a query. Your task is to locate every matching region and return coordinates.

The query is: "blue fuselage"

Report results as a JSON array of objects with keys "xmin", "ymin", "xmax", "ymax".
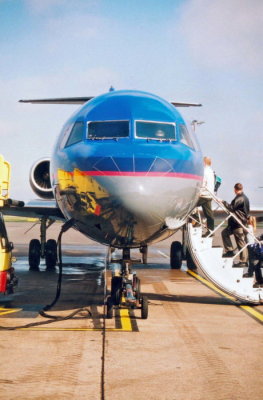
[{"xmin": 51, "ymin": 90, "xmax": 203, "ymax": 248}]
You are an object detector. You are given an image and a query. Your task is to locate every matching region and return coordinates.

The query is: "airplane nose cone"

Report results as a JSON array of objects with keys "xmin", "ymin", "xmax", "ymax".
[
  {"xmin": 55, "ymin": 149, "xmax": 202, "ymax": 246},
  {"xmin": 92, "ymin": 154, "xmax": 200, "ymax": 225}
]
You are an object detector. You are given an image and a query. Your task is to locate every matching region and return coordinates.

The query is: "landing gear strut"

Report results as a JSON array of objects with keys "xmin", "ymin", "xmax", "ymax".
[
  {"xmin": 106, "ymin": 248, "xmax": 148, "ymax": 319},
  {"xmin": 140, "ymin": 245, "xmax": 148, "ymax": 264},
  {"xmin": 28, "ymin": 218, "xmax": 57, "ymax": 270}
]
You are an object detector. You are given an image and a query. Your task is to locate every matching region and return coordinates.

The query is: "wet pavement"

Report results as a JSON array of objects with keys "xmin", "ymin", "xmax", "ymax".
[{"xmin": 0, "ymin": 222, "xmax": 262, "ymax": 400}]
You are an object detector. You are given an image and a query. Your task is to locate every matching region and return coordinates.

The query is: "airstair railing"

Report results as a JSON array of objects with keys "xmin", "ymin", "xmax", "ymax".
[
  {"xmin": 190, "ymin": 189, "xmax": 261, "ymax": 261},
  {"xmin": 208, "ymin": 189, "xmax": 260, "ymax": 241}
]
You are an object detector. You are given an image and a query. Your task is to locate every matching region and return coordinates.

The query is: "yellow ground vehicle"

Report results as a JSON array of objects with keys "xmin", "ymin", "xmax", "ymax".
[
  {"xmin": 0, "ymin": 213, "xmax": 16, "ymax": 293},
  {"xmin": 0, "ymin": 155, "xmax": 17, "ymax": 293}
]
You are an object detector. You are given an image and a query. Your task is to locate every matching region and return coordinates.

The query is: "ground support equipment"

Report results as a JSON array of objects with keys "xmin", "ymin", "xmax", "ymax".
[
  {"xmin": 0, "ymin": 213, "xmax": 17, "ymax": 294},
  {"xmin": 106, "ymin": 253, "xmax": 148, "ymax": 319},
  {"xmin": 186, "ymin": 191, "xmax": 263, "ymax": 304},
  {"xmin": 0, "ymin": 155, "xmax": 18, "ymax": 293}
]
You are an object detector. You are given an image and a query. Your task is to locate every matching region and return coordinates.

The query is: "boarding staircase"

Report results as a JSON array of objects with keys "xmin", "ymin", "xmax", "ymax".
[{"xmin": 186, "ymin": 192, "xmax": 263, "ymax": 304}]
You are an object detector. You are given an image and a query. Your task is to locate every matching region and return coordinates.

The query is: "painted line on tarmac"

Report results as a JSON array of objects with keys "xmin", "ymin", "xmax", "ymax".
[
  {"xmin": 119, "ymin": 307, "xmax": 132, "ymax": 331},
  {"xmin": 19, "ymin": 327, "xmax": 131, "ymax": 331},
  {"xmin": 0, "ymin": 307, "xmax": 22, "ymax": 316},
  {"xmin": 187, "ymin": 269, "xmax": 263, "ymax": 325},
  {"xmin": 187, "ymin": 270, "xmax": 236, "ymax": 301},
  {"xmin": 1, "ymin": 308, "xmax": 136, "ymax": 332},
  {"xmin": 157, "ymin": 250, "xmax": 169, "ymax": 259},
  {"xmin": 239, "ymin": 305, "xmax": 263, "ymax": 324}
]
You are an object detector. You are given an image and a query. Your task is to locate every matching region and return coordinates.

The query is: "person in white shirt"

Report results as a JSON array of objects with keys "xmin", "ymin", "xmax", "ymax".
[
  {"xmin": 246, "ymin": 216, "xmax": 256, "ymax": 245},
  {"xmin": 195, "ymin": 156, "xmax": 215, "ymax": 237}
]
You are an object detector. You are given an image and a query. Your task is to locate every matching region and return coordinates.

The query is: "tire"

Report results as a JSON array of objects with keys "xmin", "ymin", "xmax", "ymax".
[
  {"xmin": 45, "ymin": 239, "xmax": 57, "ymax": 269},
  {"xmin": 28, "ymin": 239, "xmax": 41, "ymax": 270},
  {"xmin": 132, "ymin": 276, "xmax": 141, "ymax": 299},
  {"xmin": 186, "ymin": 249, "xmax": 197, "ymax": 270},
  {"xmin": 141, "ymin": 295, "xmax": 148, "ymax": 319},
  {"xmin": 170, "ymin": 241, "xmax": 183, "ymax": 269},
  {"xmin": 111, "ymin": 276, "xmax": 122, "ymax": 305},
  {"xmin": 106, "ymin": 298, "xmax": 113, "ymax": 319}
]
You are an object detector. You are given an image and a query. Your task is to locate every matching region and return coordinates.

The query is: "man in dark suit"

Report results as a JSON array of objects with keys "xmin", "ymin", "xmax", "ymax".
[{"xmin": 221, "ymin": 183, "xmax": 250, "ymax": 266}]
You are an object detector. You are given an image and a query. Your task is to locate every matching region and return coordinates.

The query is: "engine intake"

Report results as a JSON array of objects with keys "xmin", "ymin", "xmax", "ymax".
[{"xmin": 30, "ymin": 158, "xmax": 54, "ymax": 199}]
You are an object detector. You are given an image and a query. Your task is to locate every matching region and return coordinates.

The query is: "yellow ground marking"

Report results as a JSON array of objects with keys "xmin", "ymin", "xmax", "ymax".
[
  {"xmin": 4, "ymin": 216, "xmax": 38, "ymax": 222},
  {"xmin": 187, "ymin": 270, "xmax": 236, "ymax": 301},
  {"xmin": 187, "ymin": 269, "xmax": 263, "ymax": 323},
  {"xmin": 0, "ymin": 307, "xmax": 22, "ymax": 316},
  {"xmin": 1, "ymin": 298, "xmax": 134, "ymax": 331},
  {"xmin": 18, "ymin": 308, "xmax": 133, "ymax": 332},
  {"xmin": 119, "ymin": 306, "xmax": 133, "ymax": 331},
  {"xmin": 239, "ymin": 305, "xmax": 263, "ymax": 322},
  {"xmin": 19, "ymin": 327, "xmax": 129, "ymax": 331}
]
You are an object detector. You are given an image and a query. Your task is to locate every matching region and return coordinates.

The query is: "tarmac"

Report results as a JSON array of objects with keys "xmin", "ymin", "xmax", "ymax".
[{"xmin": 0, "ymin": 221, "xmax": 262, "ymax": 400}]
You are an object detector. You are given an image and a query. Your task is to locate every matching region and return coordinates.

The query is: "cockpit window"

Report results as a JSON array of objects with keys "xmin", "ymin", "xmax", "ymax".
[
  {"xmin": 135, "ymin": 121, "xmax": 176, "ymax": 140},
  {"xmin": 178, "ymin": 124, "xmax": 195, "ymax": 149},
  {"xmin": 87, "ymin": 120, "xmax": 129, "ymax": 139},
  {"xmin": 65, "ymin": 121, "xmax": 85, "ymax": 147}
]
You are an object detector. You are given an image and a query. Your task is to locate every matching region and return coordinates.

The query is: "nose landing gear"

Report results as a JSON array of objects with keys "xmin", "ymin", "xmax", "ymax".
[{"xmin": 106, "ymin": 249, "xmax": 148, "ymax": 320}]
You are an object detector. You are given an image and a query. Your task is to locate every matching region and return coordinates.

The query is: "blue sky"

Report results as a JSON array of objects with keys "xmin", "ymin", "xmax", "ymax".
[{"xmin": 0, "ymin": 0, "xmax": 262, "ymax": 205}]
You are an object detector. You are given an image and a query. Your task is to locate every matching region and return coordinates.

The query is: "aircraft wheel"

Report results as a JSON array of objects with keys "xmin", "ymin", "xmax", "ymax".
[
  {"xmin": 170, "ymin": 241, "xmax": 183, "ymax": 269},
  {"xmin": 28, "ymin": 239, "xmax": 41, "ymax": 270},
  {"xmin": 106, "ymin": 298, "xmax": 113, "ymax": 319},
  {"xmin": 45, "ymin": 239, "xmax": 57, "ymax": 269},
  {"xmin": 111, "ymin": 276, "xmax": 122, "ymax": 305},
  {"xmin": 133, "ymin": 276, "xmax": 141, "ymax": 299},
  {"xmin": 186, "ymin": 249, "xmax": 196, "ymax": 270},
  {"xmin": 141, "ymin": 295, "xmax": 148, "ymax": 319}
]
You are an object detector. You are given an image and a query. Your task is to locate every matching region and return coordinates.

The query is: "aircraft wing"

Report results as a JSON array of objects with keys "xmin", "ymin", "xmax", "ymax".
[
  {"xmin": 0, "ymin": 199, "xmax": 65, "ymax": 220},
  {"xmin": 19, "ymin": 97, "xmax": 94, "ymax": 105},
  {"xmin": 19, "ymin": 98, "xmax": 202, "ymax": 107},
  {"xmin": 171, "ymin": 102, "xmax": 202, "ymax": 107}
]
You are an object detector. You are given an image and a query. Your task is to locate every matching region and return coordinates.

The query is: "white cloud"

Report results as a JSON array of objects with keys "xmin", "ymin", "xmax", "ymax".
[
  {"xmin": 45, "ymin": 13, "xmax": 102, "ymax": 44},
  {"xmin": 177, "ymin": 0, "xmax": 263, "ymax": 73}
]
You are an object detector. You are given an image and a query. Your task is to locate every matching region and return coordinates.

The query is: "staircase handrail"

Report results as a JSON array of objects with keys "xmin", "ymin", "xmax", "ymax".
[{"xmin": 207, "ymin": 189, "xmax": 261, "ymax": 245}]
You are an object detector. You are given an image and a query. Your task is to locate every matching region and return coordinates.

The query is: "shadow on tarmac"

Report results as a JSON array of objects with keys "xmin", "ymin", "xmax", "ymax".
[{"xmin": 146, "ymin": 292, "xmax": 237, "ymax": 305}]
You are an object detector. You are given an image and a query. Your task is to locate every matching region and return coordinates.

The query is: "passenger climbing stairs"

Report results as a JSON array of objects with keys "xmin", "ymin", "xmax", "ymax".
[{"xmin": 186, "ymin": 193, "xmax": 263, "ymax": 304}]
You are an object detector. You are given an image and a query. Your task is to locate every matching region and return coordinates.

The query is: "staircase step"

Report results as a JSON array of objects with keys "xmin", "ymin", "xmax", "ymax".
[{"xmin": 186, "ymin": 223, "xmax": 263, "ymax": 304}]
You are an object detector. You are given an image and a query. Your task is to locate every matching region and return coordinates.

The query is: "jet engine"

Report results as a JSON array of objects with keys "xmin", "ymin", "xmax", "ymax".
[{"xmin": 29, "ymin": 158, "xmax": 54, "ymax": 199}]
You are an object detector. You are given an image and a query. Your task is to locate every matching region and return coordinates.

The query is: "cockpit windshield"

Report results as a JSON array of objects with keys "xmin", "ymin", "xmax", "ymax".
[
  {"xmin": 87, "ymin": 120, "xmax": 129, "ymax": 139},
  {"xmin": 135, "ymin": 121, "xmax": 176, "ymax": 140},
  {"xmin": 177, "ymin": 124, "xmax": 195, "ymax": 149}
]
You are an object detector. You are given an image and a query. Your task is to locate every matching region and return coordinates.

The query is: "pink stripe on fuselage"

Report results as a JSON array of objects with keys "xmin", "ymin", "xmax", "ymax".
[{"xmin": 70, "ymin": 170, "xmax": 203, "ymax": 180}]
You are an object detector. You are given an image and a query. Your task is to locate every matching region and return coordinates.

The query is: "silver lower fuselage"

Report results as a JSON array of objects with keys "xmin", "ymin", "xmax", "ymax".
[{"xmin": 55, "ymin": 173, "xmax": 201, "ymax": 248}]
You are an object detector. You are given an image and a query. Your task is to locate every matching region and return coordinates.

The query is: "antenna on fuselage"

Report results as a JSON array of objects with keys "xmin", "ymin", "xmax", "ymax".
[
  {"xmin": 109, "ymin": 86, "xmax": 115, "ymax": 91},
  {"xmin": 191, "ymin": 120, "xmax": 205, "ymax": 132}
]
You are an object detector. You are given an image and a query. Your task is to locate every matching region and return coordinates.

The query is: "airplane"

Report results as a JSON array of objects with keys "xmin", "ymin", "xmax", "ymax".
[{"xmin": 0, "ymin": 89, "xmax": 204, "ymax": 317}]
